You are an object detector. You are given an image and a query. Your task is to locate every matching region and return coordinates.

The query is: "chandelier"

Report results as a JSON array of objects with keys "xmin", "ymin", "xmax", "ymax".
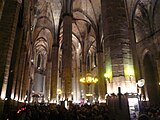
[{"xmin": 80, "ymin": 73, "xmax": 98, "ymax": 85}]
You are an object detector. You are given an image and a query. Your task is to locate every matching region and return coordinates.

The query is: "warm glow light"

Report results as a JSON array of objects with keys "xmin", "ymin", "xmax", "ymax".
[
  {"xmin": 145, "ymin": 97, "xmax": 149, "ymax": 101},
  {"xmin": 50, "ymin": 100, "xmax": 54, "ymax": 103},
  {"xmin": 99, "ymin": 99, "xmax": 106, "ymax": 103},
  {"xmin": 105, "ymin": 57, "xmax": 112, "ymax": 81},
  {"xmin": 15, "ymin": 97, "xmax": 18, "ymax": 101},
  {"xmin": 19, "ymin": 99, "xmax": 24, "ymax": 103},
  {"xmin": 104, "ymin": 72, "xmax": 112, "ymax": 83},
  {"xmin": 11, "ymin": 94, "xmax": 14, "ymax": 100},
  {"xmin": 1, "ymin": 83, "xmax": 7, "ymax": 100},
  {"xmin": 65, "ymin": 101, "xmax": 68, "ymax": 109},
  {"xmin": 104, "ymin": 69, "xmax": 112, "ymax": 81},
  {"xmin": 31, "ymin": 59, "xmax": 34, "ymax": 63},
  {"xmin": 50, "ymin": 99, "xmax": 56, "ymax": 103},
  {"xmin": 45, "ymin": 100, "xmax": 48, "ymax": 103},
  {"xmin": 80, "ymin": 73, "xmax": 98, "ymax": 85},
  {"xmin": 1, "ymin": 93, "xmax": 5, "ymax": 100},
  {"xmin": 86, "ymin": 94, "xmax": 93, "ymax": 97},
  {"xmin": 127, "ymin": 70, "xmax": 134, "ymax": 76},
  {"xmin": 57, "ymin": 89, "xmax": 62, "ymax": 95},
  {"xmin": 124, "ymin": 65, "xmax": 135, "ymax": 76},
  {"xmin": 107, "ymin": 78, "xmax": 137, "ymax": 94}
]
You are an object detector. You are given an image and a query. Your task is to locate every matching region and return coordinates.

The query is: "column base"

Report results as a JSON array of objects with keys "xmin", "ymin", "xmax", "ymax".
[{"xmin": 107, "ymin": 76, "xmax": 137, "ymax": 94}]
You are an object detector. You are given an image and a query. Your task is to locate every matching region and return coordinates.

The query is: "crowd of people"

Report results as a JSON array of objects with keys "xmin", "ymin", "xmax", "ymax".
[
  {"xmin": 1, "ymin": 103, "xmax": 116, "ymax": 120},
  {"xmin": 1, "ymin": 102, "xmax": 160, "ymax": 120},
  {"xmin": 138, "ymin": 105, "xmax": 160, "ymax": 120}
]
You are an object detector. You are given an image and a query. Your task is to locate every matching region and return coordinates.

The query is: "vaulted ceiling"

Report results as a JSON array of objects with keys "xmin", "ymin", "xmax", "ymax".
[
  {"xmin": 31, "ymin": 0, "xmax": 160, "ymax": 58},
  {"xmin": 32, "ymin": 0, "xmax": 101, "ymax": 58}
]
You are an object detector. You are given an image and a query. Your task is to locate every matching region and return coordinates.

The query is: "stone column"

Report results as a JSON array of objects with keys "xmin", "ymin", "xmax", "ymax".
[
  {"xmin": 155, "ymin": 56, "xmax": 160, "ymax": 103},
  {"xmin": 81, "ymin": 47, "xmax": 87, "ymax": 99},
  {"xmin": 9, "ymin": 21, "xmax": 25, "ymax": 102},
  {"xmin": 101, "ymin": 0, "xmax": 137, "ymax": 94},
  {"xmin": 97, "ymin": 51, "xmax": 105, "ymax": 102},
  {"xmin": 51, "ymin": 45, "xmax": 59, "ymax": 101},
  {"xmin": 75, "ymin": 50, "xmax": 81, "ymax": 102},
  {"xmin": 0, "ymin": 0, "xmax": 20, "ymax": 100},
  {"xmin": 20, "ymin": 0, "xmax": 31, "ymax": 101},
  {"xmin": 0, "ymin": 0, "xmax": 21, "ymax": 114},
  {"xmin": 0, "ymin": 0, "xmax": 19, "ymax": 98},
  {"xmin": 72, "ymin": 53, "xmax": 76, "ymax": 102},
  {"xmin": 156, "ymin": 57, "xmax": 160, "ymax": 84},
  {"xmin": 20, "ymin": 51, "xmax": 29, "ymax": 101},
  {"xmin": 45, "ymin": 60, "xmax": 51, "ymax": 101},
  {"xmin": 15, "ymin": 44, "xmax": 26, "ymax": 101},
  {"xmin": 21, "ymin": 56, "xmax": 30, "ymax": 102},
  {"xmin": 62, "ymin": 14, "xmax": 72, "ymax": 100}
]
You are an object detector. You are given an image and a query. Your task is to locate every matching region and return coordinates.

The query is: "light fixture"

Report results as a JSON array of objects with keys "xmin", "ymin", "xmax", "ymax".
[
  {"xmin": 86, "ymin": 94, "xmax": 93, "ymax": 97},
  {"xmin": 129, "ymin": 75, "xmax": 133, "ymax": 81},
  {"xmin": 57, "ymin": 89, "xmax": 62, "ymax": 95},
  {"xmin": 80, "ymin": 73, "xmax": 98, "ymax": 100},
  {"xmin": 104, "ymin": 73, "xmax": 111, "ymax": 83},
  {"xmin": 31, "ymin": 59, "xmax": 34, "ymax": 63},
  {"xmin": 80, "ymin": 73, "xmax": 98, "ymax": 85}
]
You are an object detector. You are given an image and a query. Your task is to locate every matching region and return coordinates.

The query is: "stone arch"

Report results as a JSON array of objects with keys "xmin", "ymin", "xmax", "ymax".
[
  {"xmin": 132, "ymin": 2, "xmax": 151, "ymax": 42},
  {"xmin": 142, "ymin": 51, "xmax": 160, "ymax": 105}
]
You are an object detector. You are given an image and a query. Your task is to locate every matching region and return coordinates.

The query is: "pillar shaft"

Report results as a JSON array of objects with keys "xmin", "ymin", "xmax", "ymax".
[
  {"xmin": 76, "ymin": 52, "xmax": 81, "ymax": 102},
  {"xmin": 9, "ymin": 28, "xmax": 24, "ymax": 101},
  {"xmin": 62, "ymin": 15, "xmax": 72, "ymax": 100},
  {"xmin": 51, "ymin": 45, "xmax": 59, "ymax": 101},
  {"xmin": 155, "ymin": 57, "xmax": 160, "ymax": 103},
  {"xmin": 20, "ymin": 0, "xmax": 31, "ymax": 101},
  {"xmin": 97, "ymin": 51, "xmax": 105, "ymax": 101},
  {"xmin": 0, "ymin": 0, "xmax": 20, "ymax": 99},
  {"xmin": 45, "ymin": 60, "xmax": 51, "ymax": 101},
  {"xmin": 0, "ymin": 0, "xmax": 21, "ymax": 114},
  {"xmin": 81, "ymin": 47, "xmax": 87, "ymax": 98},
  {"xmin": 102, "ymin": 0, "xmax": 126, "ymax": 77},
  {"xmin": 24, "ymin": 59, "xmax": 31, "ymax": 103},
  {"xmin": 102, "ymin": 0, "xmax": 137, "ymax": 94},
  {"xmin": 20, "ymin": 51, "xmax": 28, "ymax": 101}
]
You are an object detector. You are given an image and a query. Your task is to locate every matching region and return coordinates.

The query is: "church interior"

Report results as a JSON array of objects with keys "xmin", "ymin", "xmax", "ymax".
[{"xmin": 0, "ymin": 0, "xmax": 160, "ymax": 119}]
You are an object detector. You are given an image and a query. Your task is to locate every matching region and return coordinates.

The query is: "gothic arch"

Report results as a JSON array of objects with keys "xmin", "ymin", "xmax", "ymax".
[{"xmin": 142, "ymin": 51, "xmax": 160, "ymax": 105}]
